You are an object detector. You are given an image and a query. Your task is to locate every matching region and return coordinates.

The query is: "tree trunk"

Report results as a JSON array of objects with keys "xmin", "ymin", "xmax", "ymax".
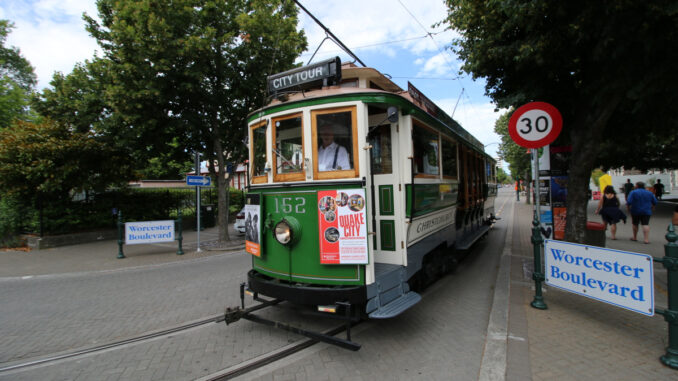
[
  {"xmin": 212, "ymin": 136, "xmax": 231, "ymax": 242},
  {"xmin": 564, "ymin": 95, "xmax": 623, "ymax": 243}
]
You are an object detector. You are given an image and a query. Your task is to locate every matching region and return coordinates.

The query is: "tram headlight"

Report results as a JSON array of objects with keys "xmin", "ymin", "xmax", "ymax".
[
  {"xmin": 274, "ymin": 220, "xmax": 292, "ymax": 244},
  {"xmin": 273, "ymin": 217, "xmax": 301, "ymax": 246}
]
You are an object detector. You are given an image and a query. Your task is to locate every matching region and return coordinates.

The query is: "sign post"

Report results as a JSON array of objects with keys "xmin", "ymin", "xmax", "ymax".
[{"xmin": 509, "ymin": 102, "xmax": 563, "ymax": 310}]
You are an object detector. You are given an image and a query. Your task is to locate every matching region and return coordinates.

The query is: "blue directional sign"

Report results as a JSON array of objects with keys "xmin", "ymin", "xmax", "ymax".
[{"xmin": 186, "ymin": 175, "xmax": 211, "ymax": 187}]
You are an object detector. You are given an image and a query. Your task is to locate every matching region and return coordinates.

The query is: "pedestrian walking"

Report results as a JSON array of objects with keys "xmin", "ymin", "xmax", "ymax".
[
  {"xmin": 653, "ymin": 179, "xmax": 665, "ymax": 200},
  {"xmin": 515, "ymin": 180, "xmax": 520, "ymax": 201},
  {"xmin": 595, "ymin": 185, "xmax": 626, "ymax": 240},
  {"xmin": 623, "ymin": 178, "xmax": 634, "ymax": 201},
  {"xmin": 626, "ymin": 181, "xmax": 657, "ymax": 244}
]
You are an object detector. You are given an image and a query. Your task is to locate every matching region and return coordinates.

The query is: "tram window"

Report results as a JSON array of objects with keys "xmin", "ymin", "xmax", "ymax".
[
  {"xmin": 272, "ymin": 114, "xmax": 304, "ymax": 181},
  {"xmin": 442, "ymin": 137, "xmax": 458, "ymax": 178},
  {"xmin": 312, "ymin": 106, "xmax": 359, "ymax": 179},
  {"xmin": 413, "ymin": 123, "xmax": 440, "ymax": 176},
  {"xmin": 251, "ymin": 121, "xmax": 268, "ymax": 182},
  {"xmin": 368, "ymin": 125, "xmax": 392, "ymax": 174}
]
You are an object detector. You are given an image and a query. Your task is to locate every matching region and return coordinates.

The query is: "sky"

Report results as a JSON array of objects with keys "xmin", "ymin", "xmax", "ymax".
[{"xmin": 0, "ymin": 0, "xmax": 503, "ymax": 160}]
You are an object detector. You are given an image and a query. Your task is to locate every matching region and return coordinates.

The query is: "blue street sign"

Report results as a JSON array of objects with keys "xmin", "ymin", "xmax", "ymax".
[{"xmin": 186, "ymin": 175, "xmax": 211, "ymax": 187}]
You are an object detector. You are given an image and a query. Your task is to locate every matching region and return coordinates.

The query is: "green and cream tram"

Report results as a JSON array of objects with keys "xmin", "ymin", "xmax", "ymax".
[{"xmin": 243, "ymin": 58, "xmax": 497, "ymax": 319}]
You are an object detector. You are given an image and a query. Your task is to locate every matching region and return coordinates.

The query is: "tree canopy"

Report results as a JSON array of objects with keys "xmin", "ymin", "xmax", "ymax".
[
  {"xmin": 0, "ymin": 20, "xmax": 37, "ymax": 129},
  {"xmin": 0, "ymin": 119, "xmax": 135, "ymax": 202},
  {"xmin": 443, "ymin": 0, "xmax": 678, "ymax": 242},
  {"xmin": 82, "ymin": 0, "xmax": 307, "ymax": 241}
]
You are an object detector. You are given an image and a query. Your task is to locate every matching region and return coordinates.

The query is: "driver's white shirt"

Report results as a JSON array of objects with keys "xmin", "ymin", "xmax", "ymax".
[{"xmin": 318, "ymin": 142, "xmax": 350, "ymax": 171}]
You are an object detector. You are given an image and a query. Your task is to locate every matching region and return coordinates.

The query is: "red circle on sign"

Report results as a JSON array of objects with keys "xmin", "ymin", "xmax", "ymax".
[{"xmin": 508, "ymin": 102, "xmax": 562, "ymax": 148}]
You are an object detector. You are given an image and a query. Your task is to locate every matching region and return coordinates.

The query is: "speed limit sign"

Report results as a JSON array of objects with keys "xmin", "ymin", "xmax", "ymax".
[{"xmin": 508, "ymin": 102, "xmax": 562, "ymax": 148}]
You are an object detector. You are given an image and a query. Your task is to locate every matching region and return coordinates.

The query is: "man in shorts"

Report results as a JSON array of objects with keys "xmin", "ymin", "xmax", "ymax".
[{"xmin": 626, "ymin": 181, "xmax": 657, "ymax": 244}]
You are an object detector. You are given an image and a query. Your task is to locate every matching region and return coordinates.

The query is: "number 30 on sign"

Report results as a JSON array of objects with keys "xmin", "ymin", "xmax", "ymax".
[{"xmin": 508, "ymin": 102, "xmax": 563, "ymax": 149}]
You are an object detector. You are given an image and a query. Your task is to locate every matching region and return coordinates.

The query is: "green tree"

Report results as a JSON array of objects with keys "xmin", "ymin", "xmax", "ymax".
[
  {"xmin": 443, "ymin": 1, "xmax": 678, "ymax": 242},
  {"xmin": 0, "ymin": 120, "xmax": 135, "ymax": 202},
  {"xmin": 494, "ymin": 110, "xmax": 530, "ymax": 181},
  {"xmin": 496, "ymin": 166, "xmax": 510, "ymax": 184},
  {"xmin": 84, "ymin": 0, "xmax": 307, "ymax": 241},
  {"xmin": 34, "ymin": 60, "xmax": 194, "ymax": 180},
  {"xmin": 0, "ymin": 20, "xmax": 37, "ymax": 129}
]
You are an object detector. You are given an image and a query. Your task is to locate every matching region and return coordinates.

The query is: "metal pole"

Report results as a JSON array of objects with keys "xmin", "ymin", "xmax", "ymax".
[
  {"xmin": 117, "ymin": 211, "xmax": 125, "ymax": 259},
  {"xmin": 660, "ymin": 223, "xmax": 678, "ymax": 368},
  {"xmin": 176, "ymin": 209, "xmax": 184, "ymax": 255},
  {"xmin": 531, "ymin": 148, "xmax": 547, "ymax": 309},
  {"xmin": 195, "ymin": 152, "xmax": 201, "ymax": 252},
  {"xmin": 533, "ymin": 149, "xmax": 540, "ymax": 218}
]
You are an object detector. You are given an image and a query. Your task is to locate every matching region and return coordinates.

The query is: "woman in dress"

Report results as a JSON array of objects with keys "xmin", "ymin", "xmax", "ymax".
[{"xmin": 595, "ymin": 185, "xmax": 627, "ymax": 240}]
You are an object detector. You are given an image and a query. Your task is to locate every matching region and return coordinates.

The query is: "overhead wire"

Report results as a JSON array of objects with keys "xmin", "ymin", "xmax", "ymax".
[
  {"xmin": 396, "ymin": 0, "xmax": 468, "ymax": 116},
  {"xmin": 298, "ymin": 32, "xmax": 448, "ymax": 58}
]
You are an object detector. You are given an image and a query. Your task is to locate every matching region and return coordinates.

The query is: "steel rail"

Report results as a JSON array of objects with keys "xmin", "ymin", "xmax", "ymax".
[
  {"xmin": 202, "ymin": 323, "xmax": 356, "ymax": 381},
  {"xmin": 0, "ymin": 315, "xmax": 222, "ymax": 373}
]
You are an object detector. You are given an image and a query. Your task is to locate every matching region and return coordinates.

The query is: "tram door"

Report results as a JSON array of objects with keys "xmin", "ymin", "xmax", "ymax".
[{"xmin": 368, "ymin": 118, "xmax": 402, "ymax": 265}]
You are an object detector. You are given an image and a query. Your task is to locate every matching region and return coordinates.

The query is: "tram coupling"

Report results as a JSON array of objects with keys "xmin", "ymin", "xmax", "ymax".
[{"xmin": 221, "ymin": 283, "xmax": 362, "ymax": 351}]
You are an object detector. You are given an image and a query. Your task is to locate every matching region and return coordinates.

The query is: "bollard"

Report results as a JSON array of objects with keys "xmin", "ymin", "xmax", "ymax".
[
  {"xmin": 117, "ymin": 211, "xmax": 125, "ymax": 259},
  {"xmin": 530, "ymin": 210, "xmax": 547, "ymax": 309},
  {"xmin": 176, "ymin": 209, "xmax": 184, "ymax": 255},
  {"xmin": 660, "ymin": 223, "xmax": 678, "ymax": 369}
]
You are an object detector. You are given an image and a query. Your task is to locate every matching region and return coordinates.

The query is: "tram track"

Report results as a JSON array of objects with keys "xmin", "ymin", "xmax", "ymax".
[
  {"xmin": 0, "ymin": 314, "xmax": 222, "ymax": 374},
  {"xmin": 0, "ymin": 311, "xmax": 356, "ymax": 379},
  {"xmin": 201, "ymin": 323, "xmax": 359, "ymax": 381}
]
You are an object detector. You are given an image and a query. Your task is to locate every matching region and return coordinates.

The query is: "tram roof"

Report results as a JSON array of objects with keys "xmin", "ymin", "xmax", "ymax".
[{"xmin": 249, "ymin": 63, "xmax": 489, "ymax": 156}]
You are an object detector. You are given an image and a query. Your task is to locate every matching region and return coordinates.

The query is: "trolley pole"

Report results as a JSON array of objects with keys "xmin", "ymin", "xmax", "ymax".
[{"xmin": 660, "ymin": 224, "xmax": 678, "ymax": 368}]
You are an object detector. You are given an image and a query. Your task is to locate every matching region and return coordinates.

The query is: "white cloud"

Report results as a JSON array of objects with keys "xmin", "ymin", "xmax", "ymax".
[
  {"xmin": 297, "ymin": 0, "xmax": 454, "ymax": 63},
  {"xmin": 2, "ymin": 0, "xmax": 100, "ymax": 89},
  {"xmin": 434, "ymin": 98, "xmax": 506, "ymax": 157},
  {"xmin": 415, "ymin": 52, "xmax": 458, "ymax": 77}
]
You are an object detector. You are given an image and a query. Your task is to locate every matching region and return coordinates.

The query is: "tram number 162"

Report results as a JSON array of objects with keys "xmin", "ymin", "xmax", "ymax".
[{"xmin": 274, "ymin": 197, "xmax": 306, "ymax": 214}]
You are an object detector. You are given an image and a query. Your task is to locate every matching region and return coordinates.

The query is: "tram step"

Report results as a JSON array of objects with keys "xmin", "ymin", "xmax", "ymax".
[
  {"xmin": 368, "ymin": 291, "xmax": 422, "ymax": 319},
  {"xmin": 456, "ymin": 225, "xmax": 491, "ymax": 250}
]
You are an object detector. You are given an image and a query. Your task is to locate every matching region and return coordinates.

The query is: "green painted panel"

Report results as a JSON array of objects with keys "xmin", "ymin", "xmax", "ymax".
[
  {"xmin": 405, "ymin": 183, "xmax": 459, "ymax": 218},
  {"xmin": 379, "ymin": 220, "xmax": 396, "ymax": 251},
  {"xmin": 250, "ymin": 186, "xmax": 365, "ymax": 286},
  {"xmin": 379, "ymin": 185, "xmax": 394, "ymax": 216}
]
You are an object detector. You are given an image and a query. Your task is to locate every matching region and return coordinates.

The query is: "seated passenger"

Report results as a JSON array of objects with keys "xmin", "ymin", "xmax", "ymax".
[{"xmin": 318, "ymin": 124, "xmax": 350, "ymax": 171}]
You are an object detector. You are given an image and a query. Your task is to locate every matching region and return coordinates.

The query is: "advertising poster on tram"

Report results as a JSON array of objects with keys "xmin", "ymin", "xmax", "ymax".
[
  {"xmin": 245, "ymin": 194, "xmax": 261, "ymax": 257},
  {"xmin": 317, "ymin": 189, "xmax": 368, "ymax": 264}
]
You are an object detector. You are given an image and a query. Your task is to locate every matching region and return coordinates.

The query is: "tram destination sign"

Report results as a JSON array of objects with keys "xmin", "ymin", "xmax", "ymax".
[
  {"xmin": 545, "ymin": 240, "xmax": 654, "ymax": 316},
  {"xmin": 267, "ymin": 57, "xmax": 341, "ymax": 95}
]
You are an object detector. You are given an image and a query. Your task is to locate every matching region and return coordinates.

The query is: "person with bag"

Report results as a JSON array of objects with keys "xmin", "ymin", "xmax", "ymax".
[{"xmin": 595, "ymin": 185, "xmax": 626, "ymax": 240}]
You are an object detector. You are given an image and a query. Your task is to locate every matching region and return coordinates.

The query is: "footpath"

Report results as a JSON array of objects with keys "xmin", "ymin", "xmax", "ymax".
[
  {"xmin": 505, "ymin": 194, "xmax": 678, "ymax": 380},
  {"xmin": 0, "ymin": 225, "xmax": 245, "ymax": 278}
]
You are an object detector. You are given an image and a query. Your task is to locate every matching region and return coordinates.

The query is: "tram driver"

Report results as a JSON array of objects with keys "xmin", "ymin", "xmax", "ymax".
[{"xmin": 318, "ymin": 123, "xmax": 350, "ymax": 171}]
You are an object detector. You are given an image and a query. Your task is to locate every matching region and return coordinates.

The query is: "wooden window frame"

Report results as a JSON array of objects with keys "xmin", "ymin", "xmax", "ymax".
[
  {"xmin": 272, "ymin": 113, "xmax": 305, "ymax": 183},
  {"xmin": 441, "ymin": 135, "xmax": 459, "ymax": 180},
  {"xmin": 412, "ymin": 121, "xmax": 441, "ymax": 179},
  {"xmin": 250, "ymin": 120, "xmax": 268, "ymax": 184},
  {"xmin": 311, "ymin": 106, "xmax": 360, "ymax": 180}
]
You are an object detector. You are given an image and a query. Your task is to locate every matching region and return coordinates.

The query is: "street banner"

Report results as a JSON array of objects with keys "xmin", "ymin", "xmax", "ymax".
[
  {"xmin": 317, "ymin": 189, "xmax": 368, "ymax": 264},
  {"xmin": 245, "ymin": 194, "xmax": 261, "ymax": 257},
  {"xmin": 125, "ymin": 220, "xmax": 175, "ymax": 245},
  {"xmin": 545, "ymin": 240, "xmax": 654, "ymax": 316}
]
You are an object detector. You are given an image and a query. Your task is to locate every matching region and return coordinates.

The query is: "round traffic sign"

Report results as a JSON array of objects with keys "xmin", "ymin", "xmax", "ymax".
[{"xmin": 508, "ymin": 102, "xmax": 562, "ymax": 148}]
